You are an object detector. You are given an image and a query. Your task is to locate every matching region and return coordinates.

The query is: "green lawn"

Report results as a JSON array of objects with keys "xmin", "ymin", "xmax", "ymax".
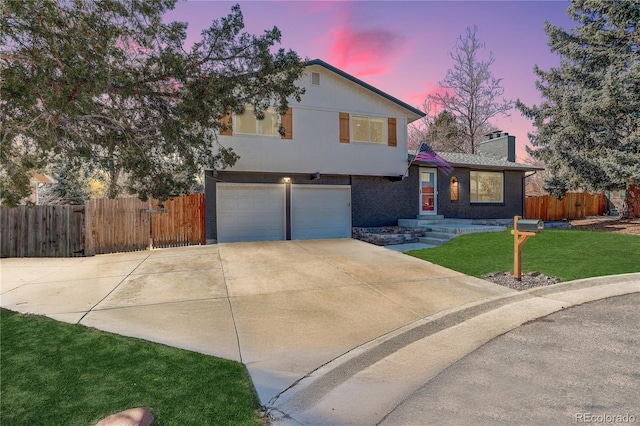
[
  {"xmin": 0, "ymin": 309, "xmax": 262, "ymax": 426},
  {"xmin": 408, "ymin": 229, "xmax": 640, "ymax": 281}
]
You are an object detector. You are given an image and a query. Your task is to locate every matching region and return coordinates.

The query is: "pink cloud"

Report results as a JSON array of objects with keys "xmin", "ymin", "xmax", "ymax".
[
  {"xmin": 406, "ymin": 82, "xmax": 452, "ymax": 110},
  {"xmin": 328, "ymin": 27, "xmax": 407, "ymax": 78}
]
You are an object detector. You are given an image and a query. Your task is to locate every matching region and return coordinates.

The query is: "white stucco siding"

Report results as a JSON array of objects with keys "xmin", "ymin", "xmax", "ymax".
[{"xmin": 217, "ymin": 65, "xmax": 417, "ymax": 177}]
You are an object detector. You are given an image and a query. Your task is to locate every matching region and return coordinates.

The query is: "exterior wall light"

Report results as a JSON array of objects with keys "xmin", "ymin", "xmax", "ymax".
[{"xmin": 283, "ymin": 177, "xmax": 291, "ymax": 183}]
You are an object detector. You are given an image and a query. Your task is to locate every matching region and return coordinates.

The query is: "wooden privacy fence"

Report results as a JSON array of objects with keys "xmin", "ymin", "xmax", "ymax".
[
  {"xmin": 525, "ymin": 192, "xmax": 605, "ymax": 221},
  {"xmin": 1, "ymin": 194, "xmax": 205, "ymax": 258},
  {"xmin": 87, "ymin": 194, "xmax": 206, "ymax": 255},
  {"xmin": 1, "ymin": 205, "xmax": 86, "ymax": 257}
]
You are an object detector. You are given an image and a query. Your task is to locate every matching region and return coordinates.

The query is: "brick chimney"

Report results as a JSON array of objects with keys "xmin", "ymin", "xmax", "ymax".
[{"xmin": 479, "ymin": 130, "xmax": 516, "ymax": 162}]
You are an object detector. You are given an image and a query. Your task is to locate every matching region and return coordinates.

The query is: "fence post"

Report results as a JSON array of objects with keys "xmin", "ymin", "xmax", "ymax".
[{"xmin": 84, "ymin": 201, "xmax": 95, "ymax": 256}]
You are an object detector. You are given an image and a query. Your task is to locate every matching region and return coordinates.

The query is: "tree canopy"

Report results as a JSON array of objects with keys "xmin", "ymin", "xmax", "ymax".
[
  {"xmin": 1, "ymin": 1, "xmax": 305, "ymax": 205},
  {"xmin": 429, "ymin": 26, "xmax": 512, "ymax": 154},
  {"xmin": 517, "ymin": 0, "xmax": 640, "ymax": 199},
  {"xmin": 408, "ymin": 108, "xmax": 467, "ymax": 153}
]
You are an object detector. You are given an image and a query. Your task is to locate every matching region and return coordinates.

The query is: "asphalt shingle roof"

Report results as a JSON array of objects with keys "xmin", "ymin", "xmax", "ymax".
[{"xmin": 419, "ymin": 151, "xmax": 544, "ymax": 171}]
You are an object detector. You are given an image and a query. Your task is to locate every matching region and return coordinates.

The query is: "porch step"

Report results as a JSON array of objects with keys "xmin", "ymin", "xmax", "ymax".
[
  {"xmin": 398, "ymin": 218, "xmax": 476, "ymax": 228},
  {"xmin": 399, "ymin": 217, "xmax": 508, "ymax": 247},
  {"xmin": 416, "ymin": 215, "xmax": 445, "ymax": 220},
  {"xmin": 429, "ymin": 225, "xmax": 506, "ymax": 235},
  {"xmin": 424, "ymin": 232, "xmax": 457, "ymax": 241},
  {"xmin": 418, "ymin": 236, "xmax": 451, "ymax": 246}
]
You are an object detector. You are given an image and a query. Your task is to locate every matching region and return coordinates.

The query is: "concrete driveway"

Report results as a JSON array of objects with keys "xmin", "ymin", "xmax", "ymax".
[
  {"xmin": 3, "ymin": 239, "xmax": 639, "ymax": 425},
  {"xmin": 0, "ymin": 239, "xmax": 513, "ymax": 403}
]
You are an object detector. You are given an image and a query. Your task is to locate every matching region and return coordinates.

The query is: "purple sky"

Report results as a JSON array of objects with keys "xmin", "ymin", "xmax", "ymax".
[{"xmin": 165, "ymin": 1, "xmax": 575, "ymax": 160}]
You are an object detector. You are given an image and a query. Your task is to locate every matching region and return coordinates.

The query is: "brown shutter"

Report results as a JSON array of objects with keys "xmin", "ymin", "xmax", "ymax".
[
  {"xmin": 387, "ymin": 117, "xmax": 397, "ymax": 147},
  {"xmin": 281, "ymin": 107, "xmax": 293, "ymax": 139},
  {"xmin": 339, "ymin": 112, "xmax": 350, "ymax": 143},
  {"xmin": 220, "ymin": 109, "xmax": 232, "ymax": 136}
]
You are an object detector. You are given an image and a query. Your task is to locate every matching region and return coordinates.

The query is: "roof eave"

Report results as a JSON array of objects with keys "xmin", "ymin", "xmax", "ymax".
[
  {"xmin": 306, "ymin": 59, "xmax": 425, "ymax": 121},
  {"xmin": 441, "ymin": 161, "xmax": 544, "ymax": 171}
]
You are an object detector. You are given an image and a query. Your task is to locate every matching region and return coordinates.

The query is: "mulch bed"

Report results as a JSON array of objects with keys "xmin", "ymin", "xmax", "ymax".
[{"xmin": 568, "ymin": 217, "xmax": 640, "ymax": 235}]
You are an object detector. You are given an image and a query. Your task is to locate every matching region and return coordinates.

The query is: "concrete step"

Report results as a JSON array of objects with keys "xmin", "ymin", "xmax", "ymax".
[
  {"xmin": 398, "ymin": 219, "xmax": 429, "ymax": 228},
  {"xmin": 418, "ymin": 236, "xmax": 449, "ymax": 246},
  {"xmin": 416, "ymin": 214, "xmax": 445, "ymax": 220},
  {"xmin": 426, "ymin": 232, "xmax": 457, "ymax": 240},
  {"xmin": 398, "ymin": 219, "xmax": 450, "ymax": 228},
  {"xmin": 428, "ymin": 225, "xmax": 506, "ymax": 235},
  {"xmin": 398, "ymin": 219, "xmax": 507, "ymax": 248}
]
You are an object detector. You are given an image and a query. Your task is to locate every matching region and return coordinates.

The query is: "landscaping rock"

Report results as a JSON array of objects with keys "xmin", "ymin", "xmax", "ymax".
[
  {"xmin": 483, "ymin": 272, "xmax": 562, "ymax": 291},
  {"xmin": 95, "ymin": 408, "xmax": 154, "ymax": 426},
  {"xmin": 352, "ymin": 226, "xmax": 430, "ymax": 246}
]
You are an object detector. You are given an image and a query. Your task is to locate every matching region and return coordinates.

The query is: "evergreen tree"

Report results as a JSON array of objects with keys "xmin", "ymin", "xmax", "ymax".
[
  {"xmin": 38, "ymin": 160, "xmax": 92, "ymax": 205},
  {"xmin": 517, "ymin": 0, "xmax": 640, "ymax": 205},
  {"xmin": 425, "ymin": 110, "xmax": 467, "ymax": 153},
  {"xmin": 1, "ymin": 1, "xmax": 305, "ymax": 205}
]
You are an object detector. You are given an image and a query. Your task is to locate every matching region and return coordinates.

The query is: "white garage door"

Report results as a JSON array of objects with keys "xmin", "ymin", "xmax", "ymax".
[
  {"xmin": 216, "ymin": 183, "xmax": 285, "ymax": 242},
  {"xmin": 291, "ymin": 185, "xmax": 351, "ymax": 240}
]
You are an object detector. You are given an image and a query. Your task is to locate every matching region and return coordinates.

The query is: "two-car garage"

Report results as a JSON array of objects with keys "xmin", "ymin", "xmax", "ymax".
[{"xmin": 216, "ymin": 183, "xmax": 352, "ymax": 242}]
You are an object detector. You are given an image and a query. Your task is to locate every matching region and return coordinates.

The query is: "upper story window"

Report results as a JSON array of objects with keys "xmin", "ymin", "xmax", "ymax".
[
  {"xmin": 470, "ymin": 171, "xmax": 503, "ymax": 203},
  {"xmin": 339, "ymin": 112, "xmax": 397, "ymax": 146},
  {"xmin": 234, "ymin": 106, "xmax": 279, "ymax": 136},
  {"xmin": 220, "ymin": 106, "xmax": 293, "ymax": 139},
  {"xmin": 351, "ymin": 116, "xmax": 386, "ymax": 144}
]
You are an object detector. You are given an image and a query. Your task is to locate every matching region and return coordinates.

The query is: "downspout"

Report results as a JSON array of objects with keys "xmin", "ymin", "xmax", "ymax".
[{"xmin": 522, "ymin": 170, "xmax": 538, "ymax": 219}]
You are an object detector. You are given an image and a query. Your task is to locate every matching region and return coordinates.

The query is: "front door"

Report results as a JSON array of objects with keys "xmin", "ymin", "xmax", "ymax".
[{"xmin": 420, "ymin": 168, "xmax": 437, "ymax": 215}]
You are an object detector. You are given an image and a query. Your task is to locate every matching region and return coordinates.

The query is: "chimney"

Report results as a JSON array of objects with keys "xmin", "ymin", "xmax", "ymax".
[{"xmin": 480, "ymin": 131, "xmax": 516, "ymax": 162}]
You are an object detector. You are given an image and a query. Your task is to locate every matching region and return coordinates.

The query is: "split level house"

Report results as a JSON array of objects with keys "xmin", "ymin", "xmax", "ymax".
[{"xmin": 204, "ymin": 59, "xmax": 541, "ymax": 243}]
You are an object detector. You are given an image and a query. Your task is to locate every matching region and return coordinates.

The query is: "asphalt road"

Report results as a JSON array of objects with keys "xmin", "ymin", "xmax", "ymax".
[{"xmin": 380, "ymin": 293, "xmax": 640, "ymax": 426}]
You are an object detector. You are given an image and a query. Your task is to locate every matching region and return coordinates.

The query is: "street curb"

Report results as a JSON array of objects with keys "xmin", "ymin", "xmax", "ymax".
[{"xmin": 268, "ymin": 273, "xmax": 640, "ymax": 424}]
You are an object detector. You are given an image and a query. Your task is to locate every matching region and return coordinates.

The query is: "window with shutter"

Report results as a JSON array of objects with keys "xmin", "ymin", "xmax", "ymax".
[
  {"xmin": 387, "ymin": 117, "xmax": 397, "ymax": 147},
  {"xmin": 220, "ymin": 110, "xmax": 232, "ymax": 136},
  {"xmin": 339, "ymin": 112, "xmax": 350, "ymax": 143},
  {"xmin": 280, "ymin": 108, "xmax": 293, "ymax": 139},
  {"xmin": 234, "ymin": 106, "xmax": 279, "ymax": 136}
]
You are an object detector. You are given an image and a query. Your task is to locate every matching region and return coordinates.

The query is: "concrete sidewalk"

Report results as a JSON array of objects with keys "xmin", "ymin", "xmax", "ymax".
[{"xmin": 1, "ymin": 239, "xmax": 638, "ymax": 424}]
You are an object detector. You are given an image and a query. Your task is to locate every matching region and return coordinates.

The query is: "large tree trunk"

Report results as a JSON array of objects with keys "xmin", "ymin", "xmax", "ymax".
[
  {"xmin": 624, "ymin": 184, "xmax": 640, "ymax": 219},
  {"xmin": 107, "ymin": 168, "xmax": 121, "ymax": 199}
]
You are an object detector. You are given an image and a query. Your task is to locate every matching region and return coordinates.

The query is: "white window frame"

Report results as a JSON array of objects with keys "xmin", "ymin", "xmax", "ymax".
[
  {"xmin": 234, "ymin": 106, "xmax": 280, "ymax": 137},
  {"xmin": 351, "ymin": 115, "xmax": 387, "ymax": 144},
  {"xmin": 470, "ymin": 171, "xmax": 504, "ymax": 203}
]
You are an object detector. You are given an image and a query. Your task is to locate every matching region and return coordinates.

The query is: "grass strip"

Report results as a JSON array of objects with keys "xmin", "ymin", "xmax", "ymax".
[
  {"xmin": 0, "ymin": 309, "xmax": 262, "ymax": 426},
  {"xmin": 408, "ymin": 229, "xmax": 640, "ymax": 281}
]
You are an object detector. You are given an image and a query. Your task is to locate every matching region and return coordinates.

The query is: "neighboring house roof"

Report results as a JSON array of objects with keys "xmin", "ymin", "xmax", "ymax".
[
  {"xmin": 426, "ymin": 152, "xmax": 544, "ymax": 171},
  {"xmin": 306, "ymin": 59, "xmax": 426, "ymax": 120},
  {"xmin": 32, "ymin": 173, "xmax": 56, "ymax": 184}
]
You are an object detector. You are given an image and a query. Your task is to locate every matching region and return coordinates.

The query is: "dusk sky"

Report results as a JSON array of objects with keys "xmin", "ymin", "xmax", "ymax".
[{"xmin": 165, "ymin": 1, "xmax": 576, "ymax": 160}]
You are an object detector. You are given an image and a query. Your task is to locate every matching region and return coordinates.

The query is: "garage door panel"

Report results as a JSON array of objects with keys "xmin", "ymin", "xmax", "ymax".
[
  {"xmin": 291, "ymin": 186, "xmax": 351, "ymax": 240},
  {"xmin": 217, "ymin": 183, "xmax": 285, "ymax": 242}
]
